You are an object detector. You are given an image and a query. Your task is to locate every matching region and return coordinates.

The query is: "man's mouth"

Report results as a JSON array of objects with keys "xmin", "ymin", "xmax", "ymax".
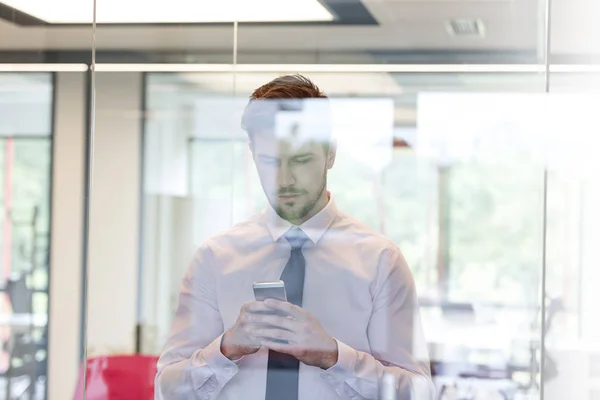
[{"xmin": 278, "ymin": 194, "xmax": 300, "ymax": 199}]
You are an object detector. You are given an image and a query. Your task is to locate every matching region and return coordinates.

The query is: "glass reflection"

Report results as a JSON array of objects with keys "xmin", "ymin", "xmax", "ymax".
[
  {"xmin": 139, "ymin": 71, "xmax": 564, "ymax": 400},
  {"xmin": 154, "ymin": 75, "xmax": 434, "ymax": 400}
]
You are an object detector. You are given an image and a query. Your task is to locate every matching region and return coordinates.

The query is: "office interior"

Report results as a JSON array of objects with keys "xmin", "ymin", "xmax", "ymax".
[{"xmin": 0, "ymin": 0, "xmax": 599, "ymax": 398}]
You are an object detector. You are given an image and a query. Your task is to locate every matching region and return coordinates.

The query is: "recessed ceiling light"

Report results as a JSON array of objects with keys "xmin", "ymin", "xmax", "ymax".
[{"xmin": 1, "ymin": 0, "xmax": 334, "ymax": 24}]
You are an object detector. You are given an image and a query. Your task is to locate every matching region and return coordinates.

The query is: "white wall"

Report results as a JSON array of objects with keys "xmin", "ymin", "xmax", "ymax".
[
  {"xmin": 48, "ymin": 72, "xmax": 86, "ymax": 400},
  {"xmin": 86, "ymin": 72, "xmax": 142, "ymax": 356}
]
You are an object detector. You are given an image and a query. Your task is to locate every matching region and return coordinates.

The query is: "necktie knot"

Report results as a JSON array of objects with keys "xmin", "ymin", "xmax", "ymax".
[{"xmin": 284, "ymin": 227, "xmax": 309, "ymax": 250}]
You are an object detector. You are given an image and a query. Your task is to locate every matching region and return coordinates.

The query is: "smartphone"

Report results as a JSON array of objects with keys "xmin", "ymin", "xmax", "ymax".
[{"xmin": 253, "ymin": 280, "xmax": 287, "ymax": 302}]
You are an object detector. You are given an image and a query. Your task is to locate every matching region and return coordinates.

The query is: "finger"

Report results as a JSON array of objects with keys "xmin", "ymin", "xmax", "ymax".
[
  {"xmin": 247, "ymin": 313, "xmax": 297, "ymax": 331},
  {"xmin": 242, "ymin": 301, "xmax": 272, "ymax": 314},
  {"xmin": 263, "ymin": 299, "xmax": 304, "ymax": 318},
  {"xmin": 255, "ymin": 327, "xmax": 294, "ymax": 342},
  {"xmin": 260, "ymin": 339, "xmax": 300, "ymax": 355}
]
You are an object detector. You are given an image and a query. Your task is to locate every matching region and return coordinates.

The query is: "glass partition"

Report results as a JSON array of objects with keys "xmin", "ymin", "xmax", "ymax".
[
  {"xmin": 542, "ymin": 1, "xmax": 600, "ymax": 398},
  {"xmin": 83, "ymin": 0, "xmax": 600, "ymax": 399},
  {"xmin": 138, "ymin": 68, "xmax": 551, "ymax": 399},
  {"xmin": 0, "ymin": 72, "xmax": 53, "ymax": 398}
]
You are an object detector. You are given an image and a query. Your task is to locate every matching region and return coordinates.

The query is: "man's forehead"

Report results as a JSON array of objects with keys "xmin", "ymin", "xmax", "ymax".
[{"xmin": 254, "ymin": 134, "xmax": 321, "ymax": 156}]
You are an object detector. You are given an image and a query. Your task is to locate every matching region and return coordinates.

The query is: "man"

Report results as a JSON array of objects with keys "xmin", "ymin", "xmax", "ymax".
[{"xmin": 155, "ymin": 75, "xmax": 434, "ymax": 399}]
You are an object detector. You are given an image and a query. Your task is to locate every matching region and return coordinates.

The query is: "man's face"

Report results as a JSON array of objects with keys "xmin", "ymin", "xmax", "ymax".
[{"xmin": 251, "ymin": 133, "xmax": 335, "ymax": 224}]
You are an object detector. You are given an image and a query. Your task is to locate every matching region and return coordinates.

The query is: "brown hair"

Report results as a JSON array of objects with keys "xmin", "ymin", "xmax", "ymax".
[
  {"xmin": 241, "ymin": 75, "xmax": 329, "ymax": 139},
  {"xmin": 249, "ymin": 74, "xmax": 327, "ymax": 100}
]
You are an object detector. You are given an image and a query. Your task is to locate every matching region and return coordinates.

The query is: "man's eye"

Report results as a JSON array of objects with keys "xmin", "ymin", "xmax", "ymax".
[
  {"xmin": 294, "ymin": 158, "xmax": 311, "ymax": 164},
  {"xmin": 261, "ymin": 158, "xmax": 278, "ymax": 165}
]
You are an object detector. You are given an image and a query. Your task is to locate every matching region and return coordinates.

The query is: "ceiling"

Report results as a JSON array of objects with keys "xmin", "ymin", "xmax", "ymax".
[
  {"xmin": 0, "ymin": 0, "xmax": 537, "ymax": 53},
  {"xmin": 0, "ymin": 0, "xmax": 597, "ymax": 61}
]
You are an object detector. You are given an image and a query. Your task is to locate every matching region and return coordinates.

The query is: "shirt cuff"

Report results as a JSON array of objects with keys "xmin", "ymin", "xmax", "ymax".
[
  {"xmin": 198, "ymin": 334, "xmax": 240, "ymax": 384},
  {"xmin": 321, "ymin": 339, "xmax": 357, "ymax": 384}
]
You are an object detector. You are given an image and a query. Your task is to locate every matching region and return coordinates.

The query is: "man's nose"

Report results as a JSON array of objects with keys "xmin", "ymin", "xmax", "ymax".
[{"xmin": 277, "ymin": 162, "xmax": 296, "ymax": 187}]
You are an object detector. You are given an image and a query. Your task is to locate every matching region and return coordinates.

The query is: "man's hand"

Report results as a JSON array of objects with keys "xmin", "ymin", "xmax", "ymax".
[
  {"xmin": 221, "ymin": 301, "xmax": 275, "ymax": 360},
  {"xmin": 253, "ymin": 299, "xmax": 339, "ymax": 370}
]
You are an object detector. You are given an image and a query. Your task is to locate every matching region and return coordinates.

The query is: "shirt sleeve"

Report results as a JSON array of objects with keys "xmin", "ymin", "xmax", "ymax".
[
  {"xmin": 155, "ymin": 244, "xmax": 239, "ymax": 400},
  {"xmin": 321, "ymin": 247, "xmax": 436, "ymax": 400}
]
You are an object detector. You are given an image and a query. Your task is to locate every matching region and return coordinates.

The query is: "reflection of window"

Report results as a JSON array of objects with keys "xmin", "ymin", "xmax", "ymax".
[
  {"xmin": 187, "ymin": 140, "xmax": 441, "ymax": 293},
  {"xmin": 189, "ymin": 139, "xmax": 265, "ymax": 234},
  {"xmin": 444, "ymin": 160, "xmax": 545, "ymax": 306},
  {"xmin": 0, "ymin": 73, "xmax": 52, "ymax": 399},
  {"xmin": 186, "ymin": 136, "xmax": 550, "ymax": 307}
]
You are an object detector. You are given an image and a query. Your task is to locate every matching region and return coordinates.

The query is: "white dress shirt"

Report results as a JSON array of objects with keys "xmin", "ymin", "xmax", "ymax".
[{"xmin": 155, "ymin": 195, "xmax": 435, "ymax": 400}]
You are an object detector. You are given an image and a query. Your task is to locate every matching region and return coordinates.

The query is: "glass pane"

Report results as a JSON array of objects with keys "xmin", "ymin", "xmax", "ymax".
[
  {"xmin": 142, "ymin": 72, "xmax": 550, "ymax": 399},
  {"xmin": 544, "ymin": 0, "xmax": 600, "ymax": 396},
  {"xmin": 0, "ymin": 74, "xmax": 52, "ymax": 399},
  {"xmin": 84, "ymin": 0, "xmax": 560, "ymax": 399},
  {"xmin": 538, "ymin": 89, "xmax": 600, "ymax": 400},
  {"xmin": 84, "ymin": 3, "xmax": 237, "ymax": 399},
  {"xmin": 0, "ymin": 73, "xmax": 53, "ymax": 137}
]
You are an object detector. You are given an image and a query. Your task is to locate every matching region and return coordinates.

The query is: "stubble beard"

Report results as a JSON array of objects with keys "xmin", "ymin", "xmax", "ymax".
[{"xmin": 275, "ymin": 173, "xmax": 328, "ymax": 223}]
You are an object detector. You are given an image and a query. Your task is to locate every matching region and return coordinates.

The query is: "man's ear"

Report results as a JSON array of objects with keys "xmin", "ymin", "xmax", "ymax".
[{"xmin": 326, "ymin": 142, "xmax": 337, "ymax": 170}]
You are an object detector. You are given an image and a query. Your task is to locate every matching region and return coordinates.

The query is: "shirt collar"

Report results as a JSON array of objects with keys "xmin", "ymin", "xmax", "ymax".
[{"xmin": 265, "ymin": 192, "xmax": 338, "ymax": 245}]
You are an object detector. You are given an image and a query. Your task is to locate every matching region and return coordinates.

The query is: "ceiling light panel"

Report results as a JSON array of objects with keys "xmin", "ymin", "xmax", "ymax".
[{"xmin": 2, "ymin": 0, "xmax": 334, "ymax": 24}]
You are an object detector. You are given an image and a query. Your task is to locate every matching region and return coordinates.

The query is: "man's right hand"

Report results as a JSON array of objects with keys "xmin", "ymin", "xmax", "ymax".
[{"xmin": 220, "ymin": 301, "xmax": 272, "ymax": 360}]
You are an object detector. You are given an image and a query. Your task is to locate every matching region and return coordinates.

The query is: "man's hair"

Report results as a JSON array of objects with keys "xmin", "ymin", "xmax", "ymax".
[
  {"xmin": 248, "ymin": 74, "xmax": 327, "ymax": 100},
  {"xmin": 241, "ymin": 75, "xmax": 330, "ymax": 142}
]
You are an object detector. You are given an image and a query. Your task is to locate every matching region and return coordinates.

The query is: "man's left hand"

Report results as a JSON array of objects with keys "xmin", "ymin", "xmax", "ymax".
[{"xmin": 249, "ymin": 299, "xmax": 339, "ymax": 370}]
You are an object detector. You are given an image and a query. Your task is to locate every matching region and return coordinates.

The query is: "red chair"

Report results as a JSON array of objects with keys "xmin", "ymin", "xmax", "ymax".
[{"xmin": 73, "ymin": 355, "xmax": 158, "ymax": 400}]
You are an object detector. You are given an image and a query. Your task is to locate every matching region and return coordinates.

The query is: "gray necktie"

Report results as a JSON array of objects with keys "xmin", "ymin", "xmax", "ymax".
[{"xmin": 265, "ymin": 227, "xmax": 309, "ymax": 400}]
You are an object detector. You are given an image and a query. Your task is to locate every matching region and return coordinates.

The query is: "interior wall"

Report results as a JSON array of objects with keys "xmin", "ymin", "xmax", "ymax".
[{"xmin": 85, "ymin": 72, "xmax": 142, "ymax": 356}]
